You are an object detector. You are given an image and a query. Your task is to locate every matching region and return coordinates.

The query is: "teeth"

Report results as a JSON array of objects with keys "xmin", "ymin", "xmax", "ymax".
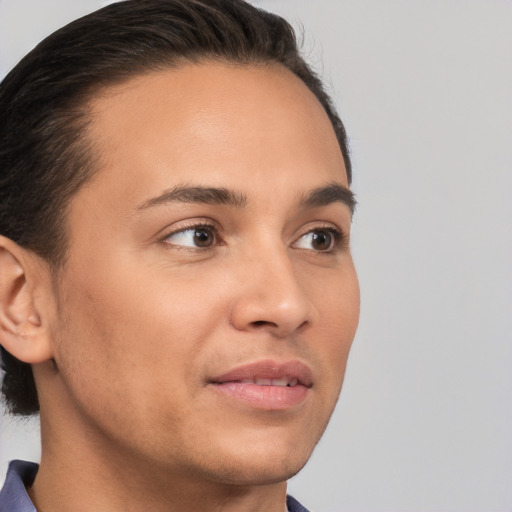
[
  {"xmin": 255, "ymin": 378, "xmax": 272, "ymax": 386},
  {"xmin": 239, "ymin": 377, "xmax": 298, "ymax": 387},
  {"xmin": 271, "ymin": 378, "xmax": 289, "ymax": 387}
]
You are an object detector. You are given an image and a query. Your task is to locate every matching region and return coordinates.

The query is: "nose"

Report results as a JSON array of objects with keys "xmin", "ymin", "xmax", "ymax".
[{"xmin": 229, "ymin": 247, "xmax": 318, "ymax": 338}]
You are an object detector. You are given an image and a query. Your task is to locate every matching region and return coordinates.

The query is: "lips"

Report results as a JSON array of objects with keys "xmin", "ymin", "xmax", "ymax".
[{"xmin": 209, "ymin": 360, "xmax": 312, "ymax": 410}]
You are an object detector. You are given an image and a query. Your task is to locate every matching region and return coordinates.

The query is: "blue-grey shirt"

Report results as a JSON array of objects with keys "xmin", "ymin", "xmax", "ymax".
[{"xmin": 0, "ymin": 460, "xmax": 310, "ymax": 512}]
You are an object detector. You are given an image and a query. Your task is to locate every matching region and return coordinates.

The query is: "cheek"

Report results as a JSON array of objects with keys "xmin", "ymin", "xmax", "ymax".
[
  {"xmin": 50, "ymin": 260, "xmax": 229, "ymax": 448},
  {"xmin": 309, "ymin": 262, "xmax": 360, "ymax": 389},
  {"xmin": 54, "ymin": 257, "xmax": 226, "ymax": 385}
]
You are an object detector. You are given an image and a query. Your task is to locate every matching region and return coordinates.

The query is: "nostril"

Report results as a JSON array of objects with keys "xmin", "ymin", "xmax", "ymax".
[{"xmin": 251, "ymin": 320, "xmax": 277, "ymax": 328}]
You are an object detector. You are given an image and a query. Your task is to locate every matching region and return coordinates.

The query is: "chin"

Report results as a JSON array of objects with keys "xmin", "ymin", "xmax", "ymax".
[
  {"xmin": 197, "ymin": 439, "xmax": 314, "ymax": 486},
  {"xmin": 206, "ymin": 457, "xmax": 309, "ymax": 487}
]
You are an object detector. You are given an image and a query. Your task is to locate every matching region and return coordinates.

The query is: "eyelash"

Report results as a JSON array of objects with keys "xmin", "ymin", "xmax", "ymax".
[
  {"xmin": 161, "ymin": 221, "xmax": 346, "ymax": 254},
  {"xmin": 161, "ymin": 220, "xmax": 221, "ymax": 251},
  {"xmin": 295, "ymin": 223, "xmax": 347, "ymax": 254}
]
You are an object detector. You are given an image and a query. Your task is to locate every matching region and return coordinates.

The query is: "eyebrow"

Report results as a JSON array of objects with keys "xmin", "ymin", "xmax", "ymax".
[
  {"xmin": 299, "ymin": 182, "xmax": 357, "ymax": 215},
  {"xmin": 137, "ymin": 182, "xmax": 356, "ymax": 214},
  {"xmin": 137, "ymin": 185, "xmax": 248, "ymax": 210}
]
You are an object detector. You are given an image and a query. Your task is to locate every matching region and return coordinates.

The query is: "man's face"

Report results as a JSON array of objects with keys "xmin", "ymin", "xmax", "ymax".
[{"xmin": 42, "ymin": 63, "xmax": 359, "ymax": 484}]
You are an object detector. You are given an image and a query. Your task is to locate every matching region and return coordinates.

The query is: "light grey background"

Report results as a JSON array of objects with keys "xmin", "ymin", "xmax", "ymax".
[{"xmin": 1, "ymin": 1, "xmax": 511, "ymax": 511}]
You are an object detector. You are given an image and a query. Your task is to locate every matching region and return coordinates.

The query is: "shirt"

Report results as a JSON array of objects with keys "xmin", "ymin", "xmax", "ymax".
[{"xmin": 0, "ymin": 460, "xmax": 311, "ymax": 512}]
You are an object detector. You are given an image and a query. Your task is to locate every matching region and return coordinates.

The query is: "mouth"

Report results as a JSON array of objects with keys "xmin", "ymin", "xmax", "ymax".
[
  {"xmin": 208, "ymin": 360, "xmax": 312, "ymax": 410},
  {"xmin": 237, "ymin": 377, "xmax": 299, "ymax": 387}
]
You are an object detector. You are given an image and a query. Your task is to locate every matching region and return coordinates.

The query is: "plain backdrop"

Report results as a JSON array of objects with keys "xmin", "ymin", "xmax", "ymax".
[{"xmin": 0, "ymin": 1, "xmax": 511, "ymax": 511}]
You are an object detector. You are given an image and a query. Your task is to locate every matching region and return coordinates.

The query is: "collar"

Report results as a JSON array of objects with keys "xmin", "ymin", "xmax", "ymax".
[{"xmin": 0, "ymin": 460, "xmax": 38, "ymax": 512}]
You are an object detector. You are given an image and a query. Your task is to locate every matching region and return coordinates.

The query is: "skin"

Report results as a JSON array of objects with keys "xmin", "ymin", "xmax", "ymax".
[{"xmin": 0, "ymin": 62, "xmax": 359, "ymax": 512}]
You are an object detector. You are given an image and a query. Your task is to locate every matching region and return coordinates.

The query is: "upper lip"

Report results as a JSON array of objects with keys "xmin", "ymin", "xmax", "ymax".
[{"xmin": 210, "ymin": 360, "xmax": 313, "ymax": 387}]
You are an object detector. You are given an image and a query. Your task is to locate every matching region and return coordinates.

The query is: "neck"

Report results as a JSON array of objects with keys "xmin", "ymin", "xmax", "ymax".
[
  {"xmin": 31, "ymin": 419, "xmax": 288, "ymax": 512},
  {"xmin": 29, "ymin": 375, "xmax": 289, "ymax": 512}
]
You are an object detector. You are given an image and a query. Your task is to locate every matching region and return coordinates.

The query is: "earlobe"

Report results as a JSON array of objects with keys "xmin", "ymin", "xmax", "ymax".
[{"xmin": 0, "ymin": 235, "xmax": 53, "ymax": 364}]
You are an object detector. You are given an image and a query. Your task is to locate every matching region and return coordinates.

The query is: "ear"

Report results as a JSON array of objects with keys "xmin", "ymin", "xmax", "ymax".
[{"xmin": 0, "ymin": 235, "xmax": 53, "ymax": 364}]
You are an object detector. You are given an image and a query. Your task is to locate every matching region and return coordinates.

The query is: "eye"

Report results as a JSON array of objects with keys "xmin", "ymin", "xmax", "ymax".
[
  {"xmin": 294, "ymin": 229, "xmax": 340, "ymax": 252},
  {"xmin": 164, "ymin": 225, "xmax": 217, "ymax": 248}
]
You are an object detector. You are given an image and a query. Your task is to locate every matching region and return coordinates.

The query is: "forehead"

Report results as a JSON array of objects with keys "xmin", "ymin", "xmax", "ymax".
[{"xmin": 81, "ymin": 62, "xmax": 347, "ymax": 210}]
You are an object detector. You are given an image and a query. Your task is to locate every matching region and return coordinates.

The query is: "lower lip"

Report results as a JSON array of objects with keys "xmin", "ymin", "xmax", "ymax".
[{"xmin": 210, "ymin": 382, "xmax": 309, "ymax": 410}]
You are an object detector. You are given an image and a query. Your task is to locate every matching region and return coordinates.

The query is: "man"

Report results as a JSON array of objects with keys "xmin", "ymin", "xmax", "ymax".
[{"xmin": 0, "ymin": 1, "xmax": 359, "ymax": 510}]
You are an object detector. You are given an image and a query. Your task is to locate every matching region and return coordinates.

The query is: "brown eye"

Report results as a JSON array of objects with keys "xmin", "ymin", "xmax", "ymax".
[
  {"xmin": 294, "ymin": 229, "xmax": 339, "ymax": 252},
  {"xmin": 310, "ymin": 230, "xmax": 333, "ymax": 251},
  {"xmin": 193, "ymin": 227, "xmax": 214, "ymax": 247},
  {"xmin": 164, "ymin": 225, "xmax": 217, "ymax": 248}
]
